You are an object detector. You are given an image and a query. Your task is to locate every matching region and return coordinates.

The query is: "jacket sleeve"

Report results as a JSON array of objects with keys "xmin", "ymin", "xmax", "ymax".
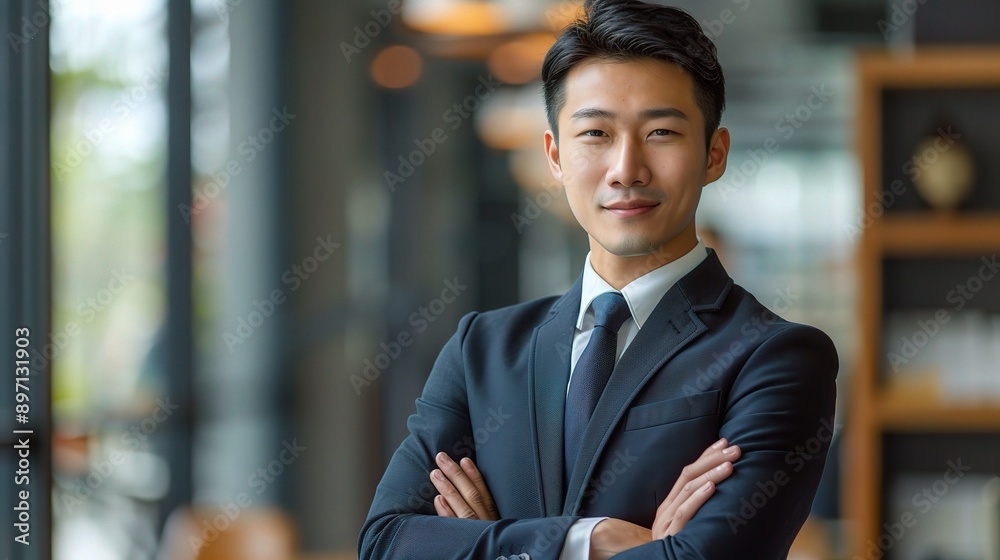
[
  {"xmin": 610, "ymin": 324, "xmax": 839, "ymax": 560},
  {"xmin": 358, "ymin": 312, "xmax": 581, "ymax": 560}
]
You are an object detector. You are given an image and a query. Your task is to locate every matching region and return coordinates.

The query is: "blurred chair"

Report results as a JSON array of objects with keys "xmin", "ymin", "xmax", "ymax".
[
  {"xmin": 157, "ymin": 506, "xmax": 297, "ymax": 560},
  {"xmin": 788, "ymin": 516, "xmax": 833, "ymax": 560}
]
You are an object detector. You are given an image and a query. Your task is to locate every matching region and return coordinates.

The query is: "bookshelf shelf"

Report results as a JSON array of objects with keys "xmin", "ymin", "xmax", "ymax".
[
  {"xmin": 878, "ymin": 388, "xmax": 1000, "ymax": 431},
  {"xmin": 879, "ymin": 213, "xmax": 1000, "ymax": 255}
]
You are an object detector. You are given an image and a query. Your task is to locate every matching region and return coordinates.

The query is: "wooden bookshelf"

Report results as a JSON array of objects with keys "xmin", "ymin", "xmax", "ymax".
[
  {"xmin": 847, "ymin": 48, "xmax": 1000, "ymax": 558},
  {"xmin": 878, "ymin": 384, "xmax": 1000, "ymax": 431},
  {"xmin": 878, "ymin": 213, "xmax": 1000, "ymax": 255}
]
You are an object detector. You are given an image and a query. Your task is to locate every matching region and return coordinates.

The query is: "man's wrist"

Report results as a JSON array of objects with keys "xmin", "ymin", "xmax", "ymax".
[
  {"xmin": 589, "ymin": 518, "xmax": 652, "ymax": 560},
  {"xmin": 559, "ymin": 517, "xmax": 607, "ymax": 560}
]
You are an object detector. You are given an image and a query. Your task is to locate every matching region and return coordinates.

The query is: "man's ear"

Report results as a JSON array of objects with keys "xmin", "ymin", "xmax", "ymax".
[
  {"xmin": 703, "ymin": 127, "xmax": 730, "ymax": 186},
  {"xmin": 543, "ymin": 129, "xmax": 564, "ymax": 183}
]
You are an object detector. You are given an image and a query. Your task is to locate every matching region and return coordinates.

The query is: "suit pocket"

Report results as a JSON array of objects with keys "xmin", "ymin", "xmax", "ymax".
[{"xmin": 624, "ymin": 390, "xmax": 721, "ymax": 431}]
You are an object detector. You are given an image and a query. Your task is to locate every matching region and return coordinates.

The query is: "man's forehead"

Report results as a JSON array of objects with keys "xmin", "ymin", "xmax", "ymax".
[{"xmin": 559, "ymin": 59, "xmax": 700, "ymax": 121}]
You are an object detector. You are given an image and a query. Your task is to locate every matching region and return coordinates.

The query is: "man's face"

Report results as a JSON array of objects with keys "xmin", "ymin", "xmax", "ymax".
[{"xmin": 544, "ymin": 58, "xmax": 729, "ymax": 267}]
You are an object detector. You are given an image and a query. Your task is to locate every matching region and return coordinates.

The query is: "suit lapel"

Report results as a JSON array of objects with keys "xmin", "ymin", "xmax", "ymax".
[
  {"xmin": 528, "ymin": 275, "xmax": 581, "ymax": 516},
  {"xmin": 562, "ymin": 250, "xmax": 734, "ymax": 514}
]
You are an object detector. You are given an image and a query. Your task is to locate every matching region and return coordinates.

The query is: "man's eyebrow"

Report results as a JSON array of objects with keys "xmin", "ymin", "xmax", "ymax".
[
  {"xmin": 641, "ymin": 107, "xmax": 689, "ymax": 121},
  {"xmin": 569, "ymin": 107, "xmax": 690, "ymax": 121},
  {"xmin": 570, "ymin": 107, "xmax": 615, "ymax": 120}
]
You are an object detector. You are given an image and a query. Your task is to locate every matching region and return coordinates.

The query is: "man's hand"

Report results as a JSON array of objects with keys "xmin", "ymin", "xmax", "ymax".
[
  {"xmin": 429, "ymin": 452, "xmax": 499, "ymax": 520},
  {"xmin": 590, "ymin": 438, "xmax": 741, "ymax": 559},
  {"xmin": 651, "ymin": 437, "xmax": 741, "ymax": 539}
]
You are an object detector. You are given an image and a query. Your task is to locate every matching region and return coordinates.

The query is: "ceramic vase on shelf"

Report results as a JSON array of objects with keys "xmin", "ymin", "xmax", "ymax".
[{"xmin": 911, "ymin": 124, "xmax": 976, "ymax": 211}]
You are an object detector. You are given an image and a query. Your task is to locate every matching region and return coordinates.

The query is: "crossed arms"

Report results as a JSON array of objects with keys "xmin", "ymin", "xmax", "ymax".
[
  {"xmin": 429, "ymin": 439, "xmax": 743, "ymax": 559},
  {"xmin": 358, "ymin": 312, "xmax": 838, "ymax": 559}
]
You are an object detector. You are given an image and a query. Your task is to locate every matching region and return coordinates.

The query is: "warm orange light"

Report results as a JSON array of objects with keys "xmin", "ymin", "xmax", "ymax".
[
  {"xmin": 404, "ymin": 1, "xmax": 510, "ymax": 36},
  {"xmin": 370, "ymin": 45, "xmax": 424, "ymax": 89},
  {"xmin": 477, "ymin": 105, "xmax": 538, "ymax": 150},
  {"xmin": 542, "ymin": 0, "xmax": 584, "ymax": 31},
  {"xmin": 488, "ymin": 33, "xmax": 556, "ymax": 84}
]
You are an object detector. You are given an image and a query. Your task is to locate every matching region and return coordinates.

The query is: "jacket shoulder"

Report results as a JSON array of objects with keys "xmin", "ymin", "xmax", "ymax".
[{"xmin": 725, "ymin": 283, "xmax": 838, "ymax": 358}]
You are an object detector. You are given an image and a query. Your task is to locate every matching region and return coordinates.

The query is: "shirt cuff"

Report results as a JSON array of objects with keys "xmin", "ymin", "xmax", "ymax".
[{"xmin": 558, "ymin": 517, "xmax": 608, "ymax": 560}]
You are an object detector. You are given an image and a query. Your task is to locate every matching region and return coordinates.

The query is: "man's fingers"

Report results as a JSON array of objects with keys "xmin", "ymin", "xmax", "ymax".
[
  {"xmin": 434, "ymin": 452, "xmax": 494, "ymax": 520},
  {"xmin": 434, "ymin": 494, "xmax": 456, "ymax": 517},
  {"xmin": 660, "ymin": 441, "xmax": 740, "ymax": 513},
  {"xmin": 431, "ymin": 468, "xmax": 479, "ymax": 519},
  {"xmin": 658, "ymin": 482, "xmax": 716, "ymax": 539},
  {"xmin": 684, "ymin": 460, "xmax": 733, "ymax": 491},
  {"xmin": 460, "ymin": 457, "xmax": 499, "ymax": 520}
]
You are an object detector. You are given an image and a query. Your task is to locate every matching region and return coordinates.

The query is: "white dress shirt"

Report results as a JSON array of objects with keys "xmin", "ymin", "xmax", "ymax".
[{"xmin": 558, "ymin": 241, "xmax": 708, "ymax": 559}]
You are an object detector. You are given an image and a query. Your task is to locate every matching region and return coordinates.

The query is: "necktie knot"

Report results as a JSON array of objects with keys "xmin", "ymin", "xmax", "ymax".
[{"xmin": 591, "ymin": 292, "xmax": 631, "ymax": 334}]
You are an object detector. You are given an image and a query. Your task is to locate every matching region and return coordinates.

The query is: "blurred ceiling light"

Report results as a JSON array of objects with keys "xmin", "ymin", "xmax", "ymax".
[
  {"xmin": 476, "ymin": 105, "xmax": 537, "ymax": 150},
  {"xmin": 488, "ymin": 33, "xmax": 556, "ymax": 84},
  {"xmin": 475, "ymin": 89, "xmax": 546, "ymax": 150},
  {"xmin": 404, "ymin": 0, "xmax": 581, "ymax": 38},
  {"xmin": 370, "ymin": 45, "xmax": 424, "ymax": 89},
  {"xmin": 404, "ymin": 0, "xmax": 511, "ymax": 36}
]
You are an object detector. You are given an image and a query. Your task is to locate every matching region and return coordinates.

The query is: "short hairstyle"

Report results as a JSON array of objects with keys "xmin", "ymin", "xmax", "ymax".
[{"xmin": 541, "ymin": 0, "xmax": 726, "ymax": 149}]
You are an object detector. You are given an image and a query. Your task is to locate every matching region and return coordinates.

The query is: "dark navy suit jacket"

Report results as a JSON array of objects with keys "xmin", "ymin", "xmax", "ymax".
[{"xmin": 359, "ymin": 250, "xmax": 838, "ymax": 559}]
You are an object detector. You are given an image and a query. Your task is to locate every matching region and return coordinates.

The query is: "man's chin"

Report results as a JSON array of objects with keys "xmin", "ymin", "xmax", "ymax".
[{"xmin": 597, "ymin": 237, "xmax": 660, "ymax": 258}]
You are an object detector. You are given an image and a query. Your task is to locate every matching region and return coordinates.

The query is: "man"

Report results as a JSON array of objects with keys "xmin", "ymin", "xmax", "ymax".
[{"xmin": 358, "ymin": 0, "xmax": 838, "ymax": 558}]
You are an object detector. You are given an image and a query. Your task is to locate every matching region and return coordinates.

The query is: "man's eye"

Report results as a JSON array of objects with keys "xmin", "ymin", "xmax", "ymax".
[
  {"xmin": 651, "ymin": 129, "xmax": 675, "ymax": 136},
  {"xmin": 581, "ymin": 130, "xmax": 606, "ymax": 137}
]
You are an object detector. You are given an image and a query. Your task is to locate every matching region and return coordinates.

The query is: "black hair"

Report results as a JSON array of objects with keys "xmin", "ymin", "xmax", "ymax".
[{"xmin": 541, "ymin": 0, "xmax": 726, "ymax": 149}]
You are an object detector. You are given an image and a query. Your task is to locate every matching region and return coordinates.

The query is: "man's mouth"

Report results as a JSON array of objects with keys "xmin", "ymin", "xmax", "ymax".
[{"xmin": 603, "ymin": 200, "xmax": 660, "ymax": 217}]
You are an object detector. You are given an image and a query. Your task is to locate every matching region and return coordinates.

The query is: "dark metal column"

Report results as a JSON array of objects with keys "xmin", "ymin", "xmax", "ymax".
[
  {"xmin": 162, "ymin": 0, "xmax": 194, "ymax": 526},
  {"xmin": 0, "ymin": 1, "xmax": 52, "ymax": 559}
]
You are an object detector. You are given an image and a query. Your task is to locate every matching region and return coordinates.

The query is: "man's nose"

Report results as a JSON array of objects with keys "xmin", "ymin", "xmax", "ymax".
[{"xmin": 606, "ymin": 137, "xmax": 651, "ymax": 188}]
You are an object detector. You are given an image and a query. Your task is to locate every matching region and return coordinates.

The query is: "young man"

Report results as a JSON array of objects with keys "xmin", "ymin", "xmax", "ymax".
[{"xmin": 359, "ymin": 1, "xmax": 838, "ymax": 558}]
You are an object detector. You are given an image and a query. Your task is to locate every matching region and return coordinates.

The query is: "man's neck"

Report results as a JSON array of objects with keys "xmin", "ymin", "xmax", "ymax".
[{"xmin": 589, "ymin": 237, "xmax": 698, "ymax": 290}]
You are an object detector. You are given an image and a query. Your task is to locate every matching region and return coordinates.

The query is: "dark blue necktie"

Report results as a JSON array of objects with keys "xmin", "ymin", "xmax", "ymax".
[{"xmin": 564, "ymin": 291, "xmax": 631, "ymax": 484}]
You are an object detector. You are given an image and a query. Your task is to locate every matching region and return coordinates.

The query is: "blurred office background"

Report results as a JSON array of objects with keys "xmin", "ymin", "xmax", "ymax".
[{"xmin": 2, "ymin": 0, "xmax": 999, "ymax": 558}]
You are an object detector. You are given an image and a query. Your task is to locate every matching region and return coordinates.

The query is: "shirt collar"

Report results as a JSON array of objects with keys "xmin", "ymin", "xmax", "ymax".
[{"xmin": 577, "ymin": 241, "xmax": 709, "ymax": 330}]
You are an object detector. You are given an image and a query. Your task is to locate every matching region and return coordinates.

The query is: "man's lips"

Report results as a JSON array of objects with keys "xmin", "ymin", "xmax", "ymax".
[{"xmin": 603, "ymin": 200, "xmax": 660, "ymax": 217}]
